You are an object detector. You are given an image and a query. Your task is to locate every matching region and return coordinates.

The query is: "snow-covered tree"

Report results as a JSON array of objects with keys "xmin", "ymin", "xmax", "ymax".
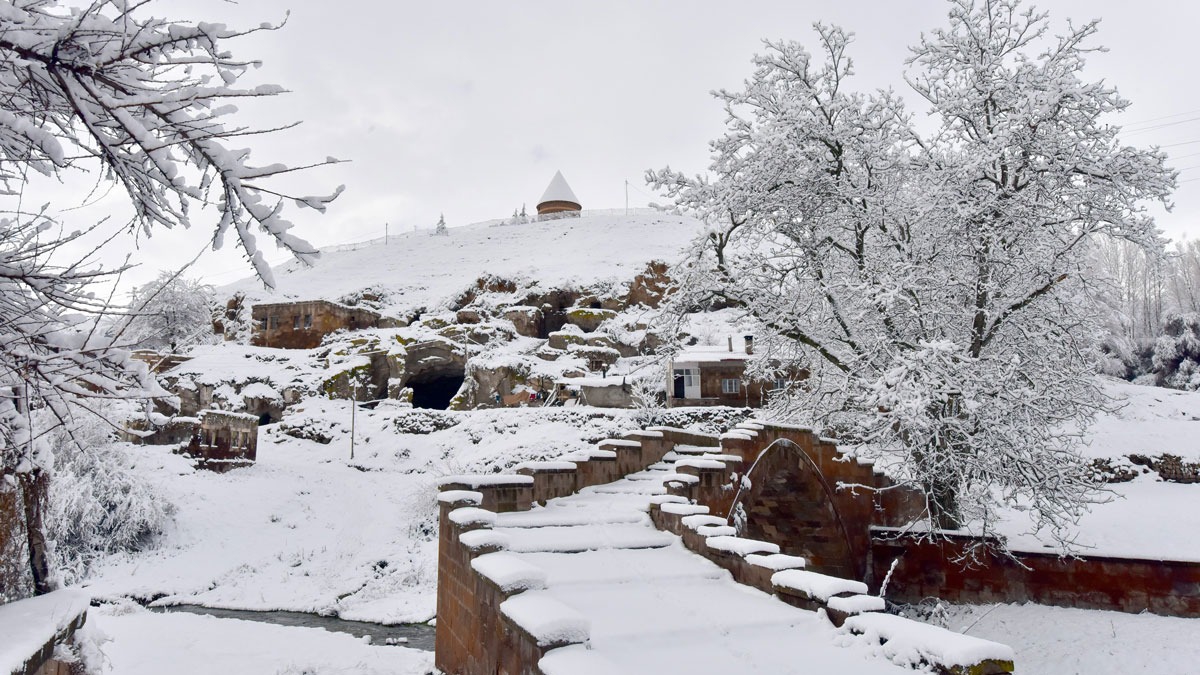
[
  {"xmin": 434, "ymin": 213, "xmax": 449, "ymax": 235},
  {"xmin": 650, "ymin": 1, "xmax": 1174, "ymax": 542},
  {"xmin": 120, "ymin": 271, "xmax": 216, "ymax": 353},
  {"xmin": 0, "ymin": 0, "xmax": 340, "ymax": 593}
]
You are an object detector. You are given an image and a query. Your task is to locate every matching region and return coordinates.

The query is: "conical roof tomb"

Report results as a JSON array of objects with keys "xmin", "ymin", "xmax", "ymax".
[{"xmin": 536, "ymin": 170, "xmax": 582, "ymax": 218}]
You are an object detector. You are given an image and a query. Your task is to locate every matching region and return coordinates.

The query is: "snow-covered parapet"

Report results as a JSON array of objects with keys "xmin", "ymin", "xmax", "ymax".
[
  {"xmin": 674, "ymin": 458, "xmax": 729, "ymax": 471},
  {"xmin": 842, "ymin": 613, "xmax": 1015, "ymax": 674},
  {"xmin": 744, "ymin": 553, "xmax": 807, "ymax": 571},
  {"xmin": 437, "ymin": 489, "xmax": 482, "ymax": 506},
  {"xmin": 500, "ymin": 592, "xmax": 591, "ymax": 649},
  {"xmin": 0, "ymin": 589, "xmax": 90, "ymax": 675},
  {"xmin": 472, "ymin": 552, "xmax": 548, "ymax": 593},
  {"xmin": 459, "ymin": 529, "xmax": 511, "ymax": 552},
  {"xmin": 772, "ymin": 569, "xmax": 868, "ymax": 602},
  {"xmin": 448, "ymin": 507, "xmax": 497, "ymax": 528},
  {"xmin": 438, "ymin": 474, "xmax": 534, "ymax": 512},
  {"xmin": 659, "ymin": 502, "xmax": 709, "ymax": 516},
  {"xmin": 705, "ymin": 536, "xmax": 781, "ymax": 556},
  {"xmin": 437, "ymin": 474, "xmax": 535, "ymax": 489},
  {"xmin": 513, "ymin": 460, "xmax": 578, "ymax": 472}
]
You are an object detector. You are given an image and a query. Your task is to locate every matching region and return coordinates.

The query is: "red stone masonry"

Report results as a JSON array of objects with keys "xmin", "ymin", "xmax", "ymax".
[{"xmin": 872, "ymin": 531, "xmax": 1200, "ymax": 618}]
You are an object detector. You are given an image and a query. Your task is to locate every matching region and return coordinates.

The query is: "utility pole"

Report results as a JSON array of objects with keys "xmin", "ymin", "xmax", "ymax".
[
  {"xmin": 385, "ymin": 222, "xmax": 389, "ymax": 244},
  {"xmin": 625, "ymin": 180, "xmax": 629, "ymax": 216},
  {"xmin": 349, "ymin": 379, "xmax": 356, "ymax": 461}
]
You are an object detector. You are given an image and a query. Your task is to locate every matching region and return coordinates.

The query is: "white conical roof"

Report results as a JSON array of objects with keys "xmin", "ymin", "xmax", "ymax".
[{"xmin": 538, "ymin": 170, "xmax": 580, "ymax": 206}]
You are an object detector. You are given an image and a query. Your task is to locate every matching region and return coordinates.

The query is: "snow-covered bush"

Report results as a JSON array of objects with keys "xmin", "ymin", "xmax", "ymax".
[
  {"xmin": 1152, "ymin": 313, "xmax": 1200, "ymax": 390},
  {"xmin": 46, "ymin": 413, "xmax": 174, "ymax": 585},
  {"xmin": 393, "ymin": 410, "xmax": 462, "ymax": 435}
]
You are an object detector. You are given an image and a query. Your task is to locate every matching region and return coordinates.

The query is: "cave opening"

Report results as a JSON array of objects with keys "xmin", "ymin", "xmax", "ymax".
[{"xmin": 408, "ymin": 370, "xmax": 466, "ymax": 410}]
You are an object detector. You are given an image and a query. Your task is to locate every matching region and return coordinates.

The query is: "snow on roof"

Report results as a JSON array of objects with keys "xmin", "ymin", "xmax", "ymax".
[
  {"xmin": 674, "ymin": 336, "xmax": 754, "ymax": 363},
  {"xmin": 538, "ymin": 170, "xmax": 580, "ymax": 206}
]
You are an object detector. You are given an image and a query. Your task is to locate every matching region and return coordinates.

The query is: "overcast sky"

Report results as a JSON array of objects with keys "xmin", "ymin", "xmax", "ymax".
[{"xmin": 39, "ymin": 0, "xmax": 1200, "ymax": 292}]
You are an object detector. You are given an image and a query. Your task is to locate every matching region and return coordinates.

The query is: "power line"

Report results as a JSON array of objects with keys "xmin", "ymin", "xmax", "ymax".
[
  {"xmin": 1160, "ymin": 139, "xmax": 1200, "ymax": 149},
  {"xmin": 1123, "ymin": 107, "xmax": 1200, "ymax": 128},
  {"xmin": 1124, "ymin": 115, "xmax": 1200, "ymax": 136}
]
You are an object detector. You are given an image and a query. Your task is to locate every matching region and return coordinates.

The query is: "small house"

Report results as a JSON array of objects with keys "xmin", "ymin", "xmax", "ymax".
[{"xmin": 667, "ymin": 335, "xmax": 787, "ymax": 408}]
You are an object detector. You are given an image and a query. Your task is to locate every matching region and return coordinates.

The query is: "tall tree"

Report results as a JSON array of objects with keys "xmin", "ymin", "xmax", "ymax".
[
  {"xmin": 120, "ymin": 271, "xmax": 216, "ymax": 353},
  {"xmin": 650, "ymin": 0, "xmax": 1174, "ymax": 542}
]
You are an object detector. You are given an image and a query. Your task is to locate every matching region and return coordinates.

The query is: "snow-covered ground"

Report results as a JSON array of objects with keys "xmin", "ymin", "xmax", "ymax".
[
  {"xmin": 81, "ymin": 405, "xmax": 639, "ymax": 623},
  {"xmin": 993, "ymin": 378, "xmax": 1200, "ymax": 560},
  {"xmin": 226, "ymin": 211, "xmax": 704, "ymax": 314},
  {"xmin": 72, "ymin": 377, "xmax": 1200, "ymax": 673},
  {"xmin": 929, "ymin": 602, "xmax": 1200, "ymax": 675}
]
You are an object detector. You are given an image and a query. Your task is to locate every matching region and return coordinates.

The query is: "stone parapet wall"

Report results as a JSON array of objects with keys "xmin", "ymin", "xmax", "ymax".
[
  {"xmin": 646, "ymin": 498, "xmax": 1013, "ymax": 675},
  {"xmin": 435, "ymin": 483, "xmax": 587, "ymax": 675}
]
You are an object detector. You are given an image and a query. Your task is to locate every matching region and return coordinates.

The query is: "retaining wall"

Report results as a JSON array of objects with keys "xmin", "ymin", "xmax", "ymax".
[{"xmin": 872, "ymin": 532, "xmax": 1200, "ymax": 617}]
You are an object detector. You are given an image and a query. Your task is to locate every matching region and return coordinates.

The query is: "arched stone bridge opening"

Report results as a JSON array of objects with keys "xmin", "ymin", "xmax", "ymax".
[{"xmin": 714, "ymin": 426, "xmax": 927, "ymax": 584}]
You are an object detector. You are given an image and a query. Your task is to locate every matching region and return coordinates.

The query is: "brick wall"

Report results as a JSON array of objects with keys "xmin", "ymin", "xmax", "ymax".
[
  {"xmin": 872, "ymin": 532, "xmax": 1200, "ymax": 617},
  {"xmin": 704, "ymin": 422, "xmax": 1200, "ymax": 618},
  {"xmin": 435, "ymin": 482, "xmax": 580, "ymax": 675}
]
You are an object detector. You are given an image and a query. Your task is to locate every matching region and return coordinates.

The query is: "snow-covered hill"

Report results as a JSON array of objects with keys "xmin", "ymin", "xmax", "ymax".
[{"xmin": 225, "ymin": 211, "xmax": 704, "ymax": 314}]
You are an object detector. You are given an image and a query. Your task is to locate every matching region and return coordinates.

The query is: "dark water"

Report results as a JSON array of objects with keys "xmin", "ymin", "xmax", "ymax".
[{"xmin": 154, "ymin": 605, "xmax": 436, "ymax": 651}]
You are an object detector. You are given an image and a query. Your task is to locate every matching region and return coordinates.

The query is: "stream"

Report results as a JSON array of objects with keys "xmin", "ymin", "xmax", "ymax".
[{"xmin": 154, "ymin": 605, "xmax": 436, "ymax": 651}]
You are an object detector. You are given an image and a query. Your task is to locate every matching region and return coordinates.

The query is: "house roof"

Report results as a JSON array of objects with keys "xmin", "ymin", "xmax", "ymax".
[
  {"xmin": 538, "ymin": 170, "xmax": 580, "ymax": 207},
  {"xmin": 674, "ymin": 335, "xmax": 754, "ymax": 364}
]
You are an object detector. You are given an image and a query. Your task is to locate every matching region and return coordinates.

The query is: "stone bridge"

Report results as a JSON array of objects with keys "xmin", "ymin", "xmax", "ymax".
[{"xmin": 434, "ymin": 424, "xmax": 1015, "ymax": 675}]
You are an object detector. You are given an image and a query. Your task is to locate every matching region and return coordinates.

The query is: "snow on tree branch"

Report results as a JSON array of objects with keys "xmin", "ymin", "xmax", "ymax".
[
  {"xmin": 651, "ymin": 0, "xmax": 1175, "ymax": 547},
  {"xmin": 0, "ymin": 0, "xmax": 344, "ymax": 288}
]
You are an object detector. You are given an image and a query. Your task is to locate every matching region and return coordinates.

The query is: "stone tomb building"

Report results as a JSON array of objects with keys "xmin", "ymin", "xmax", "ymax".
[
  {"xmin": 535, "ymin": 170, "xmax": 582, "ymax": 219},
  {"xmin": 183, "ymin": 410, "xmax": 259, "ymax": 470},
  {"xmin": 251, "ymin": 299, "xmax": 381, "ymax": 349}
]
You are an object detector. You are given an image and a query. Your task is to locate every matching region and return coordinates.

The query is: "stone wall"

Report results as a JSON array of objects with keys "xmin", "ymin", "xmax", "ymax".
[
  {"xmin": 251, "ymin": 300, "xmax": 381, "ymax": 349},
  {"xmin": 872, "ymin": 532, "xmax": 1200, "ymax": 617},
  {"xmin": 435, "ymin": 480, "xmax": 584, "ymax": 675},
  {"xmin": 696, "ymin": 422, "xmax": 1200, "ymax": 618},
  {"xmin": 667, "ymin": 422, "xmax": 925, "ymax": 582}
]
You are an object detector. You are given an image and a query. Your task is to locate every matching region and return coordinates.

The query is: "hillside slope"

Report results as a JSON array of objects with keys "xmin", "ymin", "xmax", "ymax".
[{"xmin": 225, "ymin": 211, "xmax": 703, "ymax": 314}]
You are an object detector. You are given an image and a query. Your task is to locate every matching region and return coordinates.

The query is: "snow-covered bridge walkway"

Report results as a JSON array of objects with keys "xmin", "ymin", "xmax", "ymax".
[{"xmin": 436, "ymin": 431, "xmax": 1012, "ymax": 674}]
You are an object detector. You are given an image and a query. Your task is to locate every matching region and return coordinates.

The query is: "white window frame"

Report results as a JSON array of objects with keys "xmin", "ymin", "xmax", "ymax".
[{"xmin": 721, "ymin": 378, "xmax": 740, "ymax": 395}]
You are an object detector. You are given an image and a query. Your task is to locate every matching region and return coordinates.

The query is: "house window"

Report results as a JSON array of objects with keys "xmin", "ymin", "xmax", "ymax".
[
  {"xmin": 303, "ymin": 313, "xmax": 313, "ymax": 329},
  {"xmin": 683, "ymin": 369, "xmax": 698, "ymax": 387},
  {"xmin": 292, "ymin": 315, "xmax": 300, "ymax": 330},
  {"xmin": 773, "ymin": 378, "xmax": 788, "ymax": 391},
  {"xmin": 721, "ymin": 378, "xmax": 740, "ymax": 395},
  {"xmin": 269, "ymin": 315, "xmax": 279, "ymax": 330}
]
